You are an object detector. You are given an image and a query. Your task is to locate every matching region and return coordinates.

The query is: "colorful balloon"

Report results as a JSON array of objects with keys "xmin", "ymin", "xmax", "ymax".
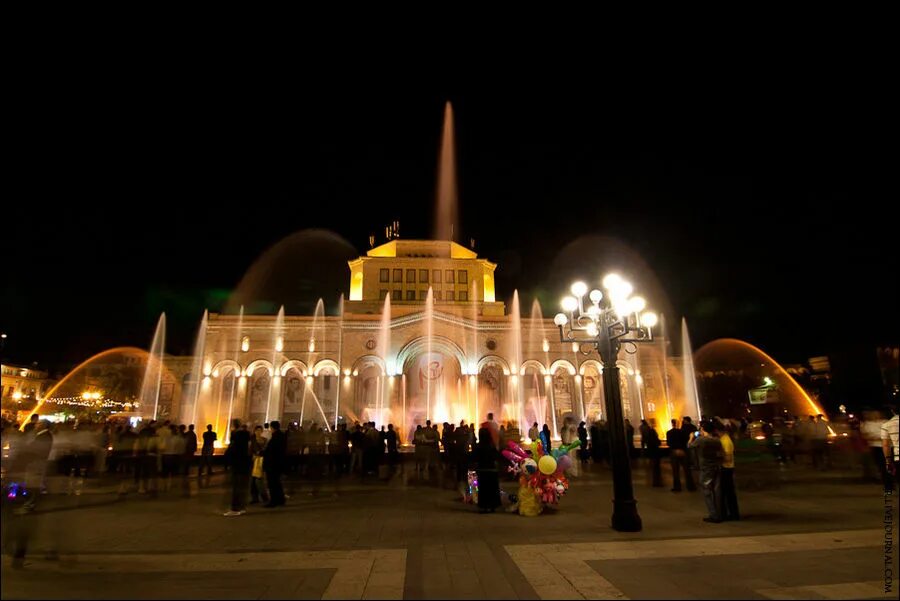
[
  {"xmin": 557, "ymin": 454, "xmax": 573, "ymax": 473},
  {"xmin": 523, "ymin": 458, "xmax": 538, "ymax": 475},
  {"xmin": 538, "ymin": 454, "xmax": 558, "ymax": 475}
]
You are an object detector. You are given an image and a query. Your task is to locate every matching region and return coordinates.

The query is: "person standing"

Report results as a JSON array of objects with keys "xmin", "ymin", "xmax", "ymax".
[
  {"xmin": 249, "ymin": 426, "xmax": 269, "ymax": 504},
  {"xmin": 667, "ymin": 419, "xmax": 695, "ymax": 492},
  {"xmin": 645, "ymin": 424, "xmax": 662, "ymax": 487},
  {"xmin": 624, "ymin": 419, "xmax": 636, "ymax": 461},
  {"xmin": 719, "ymin": 425, "xmax": 740, "ymax": 520},
  {"xmin": 528, "ymin": 422, "xmax": 539, "ymax": 444},
  {"xmin": 224, "ymin": 419, "xmax": 251, "ymax": 516},
  {"xmin": 485, "ymin": 413, "xmax": 500, "ymax": 449},
  {"xmin": 639, "ymin": 419, "xmax": 652, "ymax": 457},
  {"xmin": 689, "ymin": 420, "xmax": 723, "ymax": 523},
  {"xmin": 200, "ymin": 424, "xmax": 216, "ymax": 475},
  {"xmin": 474, "ymin": 427, "xmax": 501, "ymax": 513},
  {"xmin": 264, "ymin": 421, "xmax": 287, "ymax": 507},
  {"xmin": 577, "ymin": 421, "xmax": 589, "ymax": 466}
]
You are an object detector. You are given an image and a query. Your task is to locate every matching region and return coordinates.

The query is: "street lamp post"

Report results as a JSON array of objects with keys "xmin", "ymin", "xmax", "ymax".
[{"xmin": 554, "ymin": 275, "xmax": 658, "ymax": 532}]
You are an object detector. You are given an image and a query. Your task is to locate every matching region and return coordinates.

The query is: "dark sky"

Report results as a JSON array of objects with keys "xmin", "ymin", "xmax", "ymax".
[{"xmin": 2, "ymin": 57, "xmax": 896, "ymax": 376}]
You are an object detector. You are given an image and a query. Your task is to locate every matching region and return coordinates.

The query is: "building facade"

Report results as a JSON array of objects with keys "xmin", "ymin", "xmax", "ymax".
[{"xmin": 192, "ymin": 239, "xmax": 693, "ymax": 442}]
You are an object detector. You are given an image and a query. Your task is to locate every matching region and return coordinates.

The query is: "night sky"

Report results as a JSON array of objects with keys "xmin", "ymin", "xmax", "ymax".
[{"xmin": 2, "ymin": 66, "xmax": 896, "ymax": 387}]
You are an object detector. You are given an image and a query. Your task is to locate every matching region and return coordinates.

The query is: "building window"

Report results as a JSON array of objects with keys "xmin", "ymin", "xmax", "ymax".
[
  {"xmin": 379, "ymin": 268, "xmax": 389, "ymax": 283},
  {"xmin": 433, "ymin": 269, "xmax": 441, "ymax": 283},
  {"xmin": 391, "ymin": 289, "xmax": 402, "ymax": 301},
  {"xmin": 379, "ymin": 289, "xmax": 388, "ymax": 300},
  {"xmin": 393, "ymin": 269, "xmax": 402, "ymax": 283},
  {"xmin": 324, "ymin": 376, "xmax": 332, "ymax": 390},
  {"xmin": 419, "ymin": 269, "xmax": 428, "ymax": 283},
  {"xmin": 447, "ymin": 290, "xmax": 455, "ymax": 301},
  {"xmin": 458, "ymin": 270, "xmax": 467, "ymax": 284},
  {"xmin": 419, "ymin": 289, "xmax": 427, "ymax": 300},
  {"xmin": 446, "ymin": 270, "xmax": 455, "ymax": 284},
  {"xmin": 434, "ymin": 291, "xmax": 442, "ymax": 300},
  {"xmin": 406, "ymin": 290, "xmax": 416, "ymax": 300},
  {"xmin": 406, "ymin": 269, "xmax": 415, "ymax": 283},
  {"xmin": 459, "ymin": 290, "xmax": 468, "ymax": 302}
]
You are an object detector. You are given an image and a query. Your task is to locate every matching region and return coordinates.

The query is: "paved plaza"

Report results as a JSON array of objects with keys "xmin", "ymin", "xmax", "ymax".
[{"xmin": 2, "ymin": 461, "xmax": 896, "ymax": 600}]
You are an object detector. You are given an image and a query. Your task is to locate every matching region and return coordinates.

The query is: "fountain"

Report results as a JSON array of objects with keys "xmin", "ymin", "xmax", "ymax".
[
  {"xmin": 335, "ymin": 294, "xmax": 344, "ymax": 430},
  {"xmin": 264, "ymin": 306, "xmax": 285, "ymax": 424},
  {"xmin": 300, "ymin": 299, "xmax": 331, "ymax": 430},
  {"xmin": 527, "ymin": 298, "xmax": 554, "ymax": 437},
  {"xmin": 434, "ymin": 101, "xmax": 457, "ymax": 241},
  {"xmin": 681, "ymin": 318, "xmax": 702, "ymax": 421},
  {"xmin": 181, "ymin": 310, "xmax": 208, "ymax": 427},
  {"xmin": 222, "ymin": 305, "xmax": 243, "ymax": 444},
  {"xmin": 376, "ymin": 294, "xmax": 392, "ymax": 426},
  {"xmin": 508, "ymin": 290, "xmax": 525, "ymax": 431},
  {"xmin": 138, "ymin": 313, "xmax": 166, "ymax": 420}
]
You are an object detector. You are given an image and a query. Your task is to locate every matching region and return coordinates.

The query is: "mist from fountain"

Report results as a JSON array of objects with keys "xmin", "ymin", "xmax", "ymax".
[
  {"xmin": 138, "ymin": 313, "xmax": 166, "ymax": 420},
  {"xmin": 425, "ymin": 287, "xmax": 434, "ymax": 421},
  {"xmin": 301, "ymin": 299, "xmax": 331, "ymax": 431},
  {"xmin": 183, "ymin": 310, "xmax": 208, "ymax": 426},
  {"xmin": 335, "ymin": 294, "xmax": 344, "ymax": 430},
  {"xmin": 528, "ymin": 298, "xmax": 555, "ymax": 438},
  {"xmin": 264, "ymin": 306, "xmax": 285, "ymax": 423},
  {"xmin": 509, "ymin": 291, "xmax": 525, "ymax": 430},
  {"xmin": 681, "ymin": 318, "xmax": 702, "ymax": 421},
  {"xmin": 377, "ymin": 294, "xmax": 392, "ymax": 427},
  {"xmin": 434, "ymin": 101, "xmax": 457, "ymax": 241},
  {"xmin": 223, "ymin": 305, "xmax": 243, "ymax": 444}
]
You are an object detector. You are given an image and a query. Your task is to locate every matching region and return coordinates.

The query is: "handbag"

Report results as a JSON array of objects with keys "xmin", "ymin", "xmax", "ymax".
[{"xmin": 252, "ymin": 456, "xmax": 264, "ymax": 479}]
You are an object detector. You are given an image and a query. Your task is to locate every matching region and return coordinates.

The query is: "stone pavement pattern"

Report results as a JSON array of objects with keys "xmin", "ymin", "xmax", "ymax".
[{"xmin": 2, "ymin": 464, "xmax": 896, "ymax": 599}]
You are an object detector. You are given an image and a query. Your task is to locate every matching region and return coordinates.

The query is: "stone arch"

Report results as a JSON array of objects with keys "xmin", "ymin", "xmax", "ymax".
[
  {"xmin": 396, "ymin": 335, "xmax": 466, "ymax": 375},
  {"xmin": 477, "ymin": 354, "xmax": 510, "ymax": 375},
  {"xmin": 245, "ymin": 359, "xmax": 274, "ymax": 377},
  {"xmin": 312, "ymin": 359, "xmax": 340, "ymax": 376},
  {"xmin": 351, "ymin": 355, "xmax": 386, "ymax": 376},
  {"xmin": 520, "ymin": 359, "xmax": 546, "ymax": 376},
  {"xmin": 211, "ymin": 359, "xmax": 241, "ymax": 378},
  {"xmin": 549, "ymin": 359, "xmax": 576, "ymax": 376},
  {"xmin": 279, "ymin": 359, "xmax": 308, "ymax": 377}
]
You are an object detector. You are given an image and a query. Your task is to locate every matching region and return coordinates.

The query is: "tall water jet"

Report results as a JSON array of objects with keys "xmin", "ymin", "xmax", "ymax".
[
  {"xmin": 377, "ymin": 294, "xmax": 392, "ymax": 426},
  {"xmin": 223, "ymin": 305, "xmax": 243, "ymax": 444},
  {"xmin": 681, "ymin": 318, "xmax": 702, "ymax": 421},
  {"xmin": 335, "ymin": 294, "xmax": 344, "ymax": 430},
  {"xmin": 434, "ymin": 101, "xmax": 458, "ymax": 241},
  {"xmin": 301, "ymin": 299, "xmax": 330, "ymax": 430},
  {"xmin": 528, "ymin": 299, "xmax": 555, "ymax": 438},
  {"xmin": 425, "ymin": 287, "xmax": 435, "ymax": 420},
  {"xmin": 265, "ymin": 306, "xmax": 285, "ymax": 423},
  {"xmin": 139, "ymin": 313, "xmax": 166, "ymax": 420},
  {"xmin": 509, "ymin": 291, "xmax": 525, "ymax": 432},
  {"xmin": 183, "ymin": 310, "xmax": 208, "ymax": 426},
  {"xmin": 470, "ymin": 280, "xmax": 479, "ymax": 425}
]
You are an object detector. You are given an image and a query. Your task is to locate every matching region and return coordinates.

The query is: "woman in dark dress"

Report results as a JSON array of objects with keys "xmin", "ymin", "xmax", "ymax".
[{"xmin": 474, "ymin": 427, "xmax": 501, "ymax": 513}]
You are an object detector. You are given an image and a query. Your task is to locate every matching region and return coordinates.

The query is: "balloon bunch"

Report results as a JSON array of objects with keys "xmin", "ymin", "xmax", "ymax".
[{"xmin": 501, "ymin": 438, "xmax": 581, "ymax": 508}]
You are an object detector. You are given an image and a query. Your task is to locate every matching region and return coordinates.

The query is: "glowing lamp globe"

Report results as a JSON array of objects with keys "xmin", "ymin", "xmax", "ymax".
[
  {"xmin": 642, "ymin": 312, "xmax": 658, "ymax": 327},
  {"xmin": 570, "ymin": 281, "xmax": 588, "ymax": 298},
  {"xmin": 629, "ymin": 296, "xmax": 646, "ymax": 313},
  {"xmin": 553, "ymin": 313, "xmax": 568, "ymax": 326},
  {"xmin": 602, "ymin": 273, "xmax": 622, "ymax": 290},
  {"xmin": 589, "ymin": 289, "xmax": 603, "ymax": 304},
  {"xmin": 561, "ymin": 296, "xmax": 578, "ymax": 312}
]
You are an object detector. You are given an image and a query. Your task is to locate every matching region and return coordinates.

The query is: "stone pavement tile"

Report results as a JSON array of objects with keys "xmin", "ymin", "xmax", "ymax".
[
  {"xmin": 466, "ymin": 540, "xmax": 521, "ymax": 600},
  {"xmin": 755, "ymin": 581, "xmax": 885, "ymax": 600}
]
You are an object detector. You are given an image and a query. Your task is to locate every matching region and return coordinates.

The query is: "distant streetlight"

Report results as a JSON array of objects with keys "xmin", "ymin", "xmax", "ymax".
[{"xmin": 554, "ymin": 274, "xmax": 658, "ymax": 532}]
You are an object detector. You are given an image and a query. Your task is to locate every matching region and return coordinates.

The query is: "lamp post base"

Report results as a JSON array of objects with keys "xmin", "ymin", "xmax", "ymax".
[{"xmin": 611, "ymin": 499, "xmax": 643, "ymax": 532}]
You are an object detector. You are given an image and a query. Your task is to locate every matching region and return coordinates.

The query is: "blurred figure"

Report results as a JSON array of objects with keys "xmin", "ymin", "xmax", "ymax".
[
  {"xmin": 223, "ymin": 419, "xmax": 251, "ymax": 516},
  {"xmin": 718, "ymin": 424, "xmax": 740, "ymax": 521},
  {"xmin": 689, "ymin": 420, "xmax": 723, "ymax": 523},
  {"xmin": 6, "ymin": 419, "xmax": 54, "ymax": 567},
  {"xmin": 577, "ymin": 421, "xmax": 589, "ymax": 466},
  {"xmin": 882, "ymin": 403, "xmax": 898, "ymax": 492},
  {"xmin": 474, "ymin": 427, "xmax": 501, "ymax": 513},
  {"xmin": 249, "ymin": 425, "xmax": 269, "ymax": 504},
  {"xmin": 624, "ymin": 419, "xmax": 636, "ymax": 461},
  {"xmin": 263, "ymin": 421, "xmax": 286, "ymax": 507},
  {"xmin": 667, "ymin": 419, "xmax": 695, "ymax": 492},
  {"xmin": 862, "ymin": 409, "xmax": 891, "ymax": 491},
  {"xmin": 528, "ymin": 422, "xmax": 539, "ymax": 443},
  {"xmin": 644, "ymin": 423, "xmax": 662, "ymax": 487},
  {"xmin": 811, "ymin": 414, "xmax": 830, "ymax": 469},
  {"xmin": 199, "ymin": 424, "xmax": 217, "ymax": 486}
]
